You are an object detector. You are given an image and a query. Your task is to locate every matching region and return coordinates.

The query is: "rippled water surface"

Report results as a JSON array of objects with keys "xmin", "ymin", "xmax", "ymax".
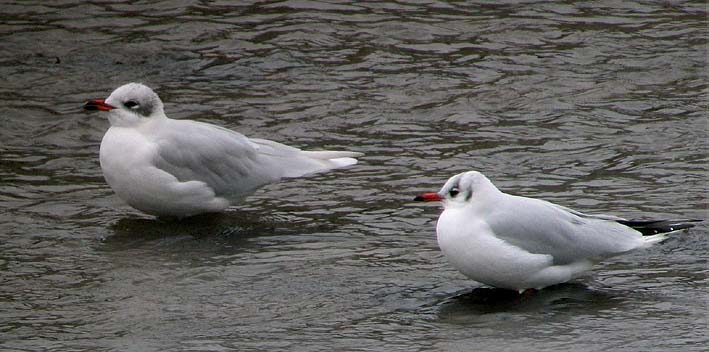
[{"xmin": 1, "ymin": 1, "xmax": 707, "ymax": 351}]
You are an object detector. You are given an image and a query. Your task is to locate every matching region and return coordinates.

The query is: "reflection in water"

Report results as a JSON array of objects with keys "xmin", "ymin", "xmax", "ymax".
[
  {"xmin": 107, "ymin": 211, "xmax": 276, "ymax": 240},
  {"xmin": 435, "ymin": 283, "xmax": 619, "ymax": 317},
  {"xmin": 102, "ymin": 209, "xmax": 343, "ymax": 256},
  {"xmin": 1, "ymin": 1, "xmax": 706, "ymax": 351}
]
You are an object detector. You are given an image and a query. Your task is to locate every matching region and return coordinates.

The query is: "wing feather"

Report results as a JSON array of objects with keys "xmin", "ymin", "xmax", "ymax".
[
  {"xmin": 486, "ymin": 195, "xmax": 644, "ymax": 264},
  {"xmin": 147, "ymin": 119, "xmax": 361, "ymax": 200},
  {"xmin": 151, "ymin": 119, "xmax": 278, "ymax": 198}
]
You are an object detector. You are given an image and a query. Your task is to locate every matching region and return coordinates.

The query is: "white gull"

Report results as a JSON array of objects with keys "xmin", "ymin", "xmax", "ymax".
[
  {"xmin": 415, "ymin": 170, "xmax": 699, "ymax": 291},
  {"xmin": 85, "ymin": 83, "xmax": 362, "ymax": 217}
]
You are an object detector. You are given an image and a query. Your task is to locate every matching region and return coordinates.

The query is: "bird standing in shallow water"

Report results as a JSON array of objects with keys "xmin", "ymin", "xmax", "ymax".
[
  {"xmin": 415, "ymin": 171, "xmax": 700, "ymax": 291},
  {"xmin": 85, "ymin": 83, "xmax": 362, "ymax": 217}
]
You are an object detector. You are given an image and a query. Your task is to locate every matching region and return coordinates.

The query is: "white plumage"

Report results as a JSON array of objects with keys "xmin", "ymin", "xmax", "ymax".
[
  {"xmin": 86, "ymin": 83, "xmax": 362, "ymax": 217},
  {"xmin": 416, "ymin": 171, "xmax": 698, "ymax": 291}
]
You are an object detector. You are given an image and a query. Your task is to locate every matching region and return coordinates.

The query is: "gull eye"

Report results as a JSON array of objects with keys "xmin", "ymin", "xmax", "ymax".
[
  {"xmin": 449, "ymin": 187, "xmax": 459, "ymax": 197},
  {"xmin": 124, "ymin": 100, "xmax": 139, "ymax": 109}
]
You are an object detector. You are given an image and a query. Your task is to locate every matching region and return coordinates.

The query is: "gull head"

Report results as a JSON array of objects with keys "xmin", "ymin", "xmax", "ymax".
[
  {"xmin": 84, "ymin": 83, "xmax": 165, "ymax": 127},
  {"xmin": 414, "ymin": 170, "xmax": 500, "ymax": 207}
]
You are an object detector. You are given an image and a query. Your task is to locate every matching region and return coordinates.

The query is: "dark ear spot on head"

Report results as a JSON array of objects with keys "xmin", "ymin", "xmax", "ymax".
[
  {"xmin": 128, "ymin": 99, "xmax": 154, "ymax": 117},
  {"xmin": 465, "ymin": 192, "xmax": 472, "ymax": 201}
]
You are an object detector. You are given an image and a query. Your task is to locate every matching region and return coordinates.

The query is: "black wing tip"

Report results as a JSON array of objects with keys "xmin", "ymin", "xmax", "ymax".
[{"xmin": 617, "ymin": 219, "xmax": 703, "ymax": 236}]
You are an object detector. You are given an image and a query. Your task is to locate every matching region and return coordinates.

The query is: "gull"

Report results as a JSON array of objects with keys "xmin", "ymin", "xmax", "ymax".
[
  {"xmin": 414, "ymin": 171, "xmax": 700, "ymax": 291},
  {"xmin": 84, "ymin": 82, "xmax": 362, "ymax": 217}
]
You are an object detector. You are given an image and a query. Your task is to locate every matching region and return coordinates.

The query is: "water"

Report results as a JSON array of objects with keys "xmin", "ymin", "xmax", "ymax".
[{"xmin": 1, "ymin": 1, "xmax": 707, "ymax": 351}]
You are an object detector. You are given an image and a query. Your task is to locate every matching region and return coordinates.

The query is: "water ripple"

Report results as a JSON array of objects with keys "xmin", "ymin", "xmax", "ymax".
[{"xmin": 1, "ymin": 1, "xmax": 706, "ymax": 351}]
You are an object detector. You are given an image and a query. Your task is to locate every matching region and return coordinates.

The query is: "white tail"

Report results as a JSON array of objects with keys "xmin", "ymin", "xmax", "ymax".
[
  {"xmin": 250, "ymin": 138, "xmax": 363, "ymax": 179},
  {"xmin": 302, "ymin": 151, "xmax": 362, "ymax": 168},
  {"xmin": 280, "ymin": 150, "xmax": 362, "ymax": 177},
  {"xmin": 641, "ymin": 232, "xmax": 669, "ymax": 247}
]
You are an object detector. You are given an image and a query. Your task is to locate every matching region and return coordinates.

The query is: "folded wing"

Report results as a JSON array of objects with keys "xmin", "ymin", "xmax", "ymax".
[
  {"xmin": 486, "ymin": 195, "xmax": 650, "ymax": 265},
  {"xmin": 152, "ymin": 119, "xmax": 361, "ymax": 200}
]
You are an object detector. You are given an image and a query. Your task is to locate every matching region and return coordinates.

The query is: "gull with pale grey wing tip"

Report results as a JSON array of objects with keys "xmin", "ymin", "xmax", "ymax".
[{"xmin": 84, "ymin": 83, "xmax": 362, "ymax": 217}]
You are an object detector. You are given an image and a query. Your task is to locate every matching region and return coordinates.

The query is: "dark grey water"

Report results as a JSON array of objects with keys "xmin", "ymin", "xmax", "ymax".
[{"xmin": 1, "ymin": 1, "xmax": 706, "ymax": 351}]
